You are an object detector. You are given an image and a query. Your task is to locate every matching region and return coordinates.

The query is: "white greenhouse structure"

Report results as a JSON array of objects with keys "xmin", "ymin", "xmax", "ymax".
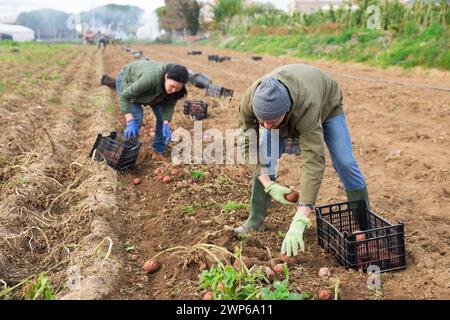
[{"xmin": 0, "ymin": 23, "xmax": 34, "ymax": 41}]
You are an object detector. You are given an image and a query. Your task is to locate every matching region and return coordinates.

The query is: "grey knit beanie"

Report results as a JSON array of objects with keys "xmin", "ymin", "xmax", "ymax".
[{"xmin": 252, "ymin": 77, "xmax": 291, "ymax": 120}]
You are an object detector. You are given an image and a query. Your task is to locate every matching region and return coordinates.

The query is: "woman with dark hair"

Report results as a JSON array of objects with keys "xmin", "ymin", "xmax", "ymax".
[{"xmin": 116, "ymin": 61, "xmax": 189, "ymax": 161}]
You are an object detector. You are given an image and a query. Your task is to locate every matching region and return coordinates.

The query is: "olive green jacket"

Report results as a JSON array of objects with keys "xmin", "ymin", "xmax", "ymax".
[
  {"xmin": 239, "ymin": 63, "xmax": 344, "ymax": 205},
  {"xmin": 119, "ymin": 60, "xmax": 178, "ymax": 121}
]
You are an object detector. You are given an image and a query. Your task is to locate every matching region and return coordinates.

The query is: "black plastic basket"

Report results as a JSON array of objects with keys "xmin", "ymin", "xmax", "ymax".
[
  {"xmin": 315, "ymin": 200, "xmax": 406, "ymax": 272},
  {"xmin": 188, "ymin": 50, "xmax": 202, "ymax": 55},
  {"xmin": 183, "ymin": 100, "xmax": 208, "ymax": 120},
  {"xmin": 206, "ymin": 84, "xmax": 234, "ymax": 100},
  {"xmin": 206, "ymin": 84, "xmax": 222, "ymax": 97},
  {"xmin": 284, "ymin": 138, "xmax": 300, "ymax": 155},
  {"xmin": 221, "ymin": 87, "xmax": 234, "ymax": 98},
  {"xmin": 89, "ymin": 131, "xmax": 141, "ymax": 170},
  {"xmin": 189, "ymin": 73, "xmax": 211, "ymax": 89},
  {"xmin": 208, "ymin": 54, "xmax": 219, "ymax": 61},
  {"xmin": 207, "ymin": 55, "xmax": 231, "ymax": 63}
]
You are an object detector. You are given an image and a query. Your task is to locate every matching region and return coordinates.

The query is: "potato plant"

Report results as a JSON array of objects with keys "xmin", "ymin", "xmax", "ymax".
[{"xmin": 198, "ymin": 262, "xmax": 310, "ymax": 300}]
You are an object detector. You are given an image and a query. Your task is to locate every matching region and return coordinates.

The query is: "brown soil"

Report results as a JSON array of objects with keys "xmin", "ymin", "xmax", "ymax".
[{"xmin": 101, "ymin": 44, "xmax": 450, "ymax": 300}]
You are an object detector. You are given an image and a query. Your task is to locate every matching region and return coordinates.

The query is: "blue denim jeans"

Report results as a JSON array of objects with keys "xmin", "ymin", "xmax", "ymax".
[
  {"xmin": 116, "ymin": 69, "xmax": 166, "ymax": 153},
  {"xmin": 260, "ymin": 113, "xmax": 366, "ymax": 191}
]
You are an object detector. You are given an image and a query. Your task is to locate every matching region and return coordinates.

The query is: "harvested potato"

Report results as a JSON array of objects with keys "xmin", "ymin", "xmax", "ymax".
[
  {"xmin": 143, "ymin": 259, "xmax": 160, "ymax": 273},
  {"xmin": 232, "ymin": 256, "xmax": 254, "ymax": 269},
  {"xmin": 318, "ymin": 289, "xmax": 331, "ymax": 300},
  {"xmin": 284, "ymin": 190, "xmax": 299, "ymax": 203},
  {"xmin": 279, "ymin": 254, "xmax": 299, "ymax": 266},
  {"xmin": 318, "ymin": 267, "xmax": 331, "ymax": 278},
  {"xmin": 202, "ymin": 291, "xmax": 213, "ymax": 300},
  {"xmin": 273, "ymin": 263, "xmax": 285, "ymax": 273}
]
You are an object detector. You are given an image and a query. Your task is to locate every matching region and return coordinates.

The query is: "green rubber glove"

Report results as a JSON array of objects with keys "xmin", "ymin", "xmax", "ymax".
[
  {"xmin": 281, "ymin": 213, "xmax": 311, "ymax": 257},
  {"xmin": 263, "ymin": 182, "xmax": 294, "ymax": 206}
]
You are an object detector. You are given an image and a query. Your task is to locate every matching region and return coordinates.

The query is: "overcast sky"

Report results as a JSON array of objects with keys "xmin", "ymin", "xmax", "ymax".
[{"xmin": 0, "ymin": 0, "xmax": 292, "ymax": 18}]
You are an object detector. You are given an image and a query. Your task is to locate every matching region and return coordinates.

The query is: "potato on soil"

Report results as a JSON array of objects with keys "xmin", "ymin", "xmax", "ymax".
[
  {"xmin": 318, "ymin": 289, "xmax": 332, "ymax": 300},
  {"xmin": 143, "ymin": 259, "xmax": 160, "ymax": 273},
  {"xmin": 162, "ymin": 176, "xmax": 172, "ymax": 183},
  {"xmin": 273, "ymin": 263, "xmax": 285, "ymax": 273},
  {"xmin": 154, "ymin": 167, "xmax": 164, "ymax": 176},
  {"xmin": 132, "ymin": 178, "xmax": 141, "ymax": 185},
  {"xmin": 203, "ymin": 291, "xmax": 213, "ymax": 300},
  {"xmin": 318, "ymin": 267, "xmax": 331, "ymax": 278},
  {"xmin": 263, "ymin": 266, "xmax": 275, "ymax": 281},
  {"xmin": 279, "ymin": 254, "xmax": 299, "ymax": 266},
  {"xmin": 232, "ymin": 256, "xmax": 253, "ymax": 269}
]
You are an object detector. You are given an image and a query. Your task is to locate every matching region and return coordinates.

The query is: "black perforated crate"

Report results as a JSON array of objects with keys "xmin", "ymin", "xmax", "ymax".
[
  {"xmin": 183, "ymin": 100, "xmax": 208, "ymax": 120},
  {"xmin": 284, "ymin": 138, "xmax": 300, "ymax": 155},
  {"xmin": 315, "ymin": 200, "xmax": 406, "ymax": 272},
  {"xmin": 206, "ymin": 84, "xmax": 234, "ymax": 100},
  {"xmin": 89, "ymin": 131, "xmax": 141, "ymax": 170}
]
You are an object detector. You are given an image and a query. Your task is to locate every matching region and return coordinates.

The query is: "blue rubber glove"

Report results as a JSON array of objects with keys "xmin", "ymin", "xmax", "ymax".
[
  {"xmin": 281, "ymin": 213, "xmax": 311, "ymax": 256},
  {"xmin": 163, "ymin": 122, "xmax": 172, "ymax": 145},
  {"xmin": 124, "ymin": 119, "xmax": 139, "ymax": 140}
]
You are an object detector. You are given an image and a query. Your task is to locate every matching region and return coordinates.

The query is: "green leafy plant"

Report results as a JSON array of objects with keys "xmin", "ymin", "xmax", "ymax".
[
  {"xmin": 220, "ymin": 201, "xmax": 247, "ymax": 213},
  {"xmin": 123, "ymin": 240, "xmax": 135, "ymax": 252},
  {"xmin": 183, "ymin": 205, "xmax": 195, "ymax": 215},
  {"xmin": 236, "ymin": 233, "xmax": 246, "ymax": 242},
  {"xmin": 261, "ymin": 266, "xmax": 307, "ymax": 300},
  {"xmin": 23, "ymin": 272, "xmax": 54, "ymax": 300},
  {"xmin": 190, "ymin": 170, "xmax": 204, "ymax": 180},
  {"xmin": 277, "ymin": 229, "xmax": 286, "ymax": 238},
  {"xmin": 199, "ymin": 254, "xmax": 310, "ymax": 300},
  {"xmin": 199, "ymin": 263, "xmax": 266, "ymax": 300}
]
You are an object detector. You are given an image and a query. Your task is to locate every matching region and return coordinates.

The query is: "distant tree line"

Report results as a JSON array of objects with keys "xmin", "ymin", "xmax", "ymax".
[{"xmin": 155, "ymin": 0, "xmax": 448, "ymax": 36}]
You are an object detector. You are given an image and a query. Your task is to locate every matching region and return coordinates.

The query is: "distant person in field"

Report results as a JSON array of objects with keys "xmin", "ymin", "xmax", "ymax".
[
  {"xmin": 96, "ymin": 31, "xmax": 108, "ymax": 49},
  {"xmin": 234, "ymin": 63, "xmax": 370, "ymax": 257},
  {"xmin": 116, "ymin": 60, "xmax": 188, "ymax": 161}
]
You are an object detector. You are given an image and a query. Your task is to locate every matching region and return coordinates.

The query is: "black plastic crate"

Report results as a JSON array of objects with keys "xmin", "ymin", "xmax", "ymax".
[
  {"xmin": 205, "ymin": 84, "xmax": 222, "ymax": 97},
  {"xmin": 208, "ymin": 54, "xmax": 219, "ymax": 61},
  {"xmin": 221, "ymin": 87, "xmax": 234, "ymax": 98},
  {"xmin": 284, "ymin": 138, "xmax": 300, "ymax": 155},
  {"xmin": 188, "ymin": 50, "xmax": 202, "ymax": 55},
  {"xmin": 89, "ymin": 131, "xmax": 141, "ymax": 170},
  {"xmin": 206, "ymin": 84, "xmax": 234, "ymax": 100},
  {"xmin": 189, "ymin": 73, "xmax": 211, "ymax": 89},
  {"xmin": 207, "ymin": 55, "xmax": 231, "ymax": 63},
  {"xmin": 315, "ymin": 200, "xmax": 406, "ymax": 273},
  {"xmin": 183, "ymin": 100, "xmax": 208, "ymax": 120}
]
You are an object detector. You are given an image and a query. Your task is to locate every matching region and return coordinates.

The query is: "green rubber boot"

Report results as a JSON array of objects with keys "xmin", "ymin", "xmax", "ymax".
[
  {"xmin": 345, "ymin": 187, "xmax": 370, "ymax": 209},
  {"xmin": 234, "ymin": 174, "xmax": 271, "ymax": 234}
]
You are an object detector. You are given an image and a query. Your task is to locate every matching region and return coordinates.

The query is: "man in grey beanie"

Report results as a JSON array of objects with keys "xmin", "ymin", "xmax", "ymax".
[
  {"xmin": 235, "ymin": 63, "xmax": 370, "ymax": 258},
  {"xmin": 252, "ymin": 77, "xmax": 291, "ymax": 121}
]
